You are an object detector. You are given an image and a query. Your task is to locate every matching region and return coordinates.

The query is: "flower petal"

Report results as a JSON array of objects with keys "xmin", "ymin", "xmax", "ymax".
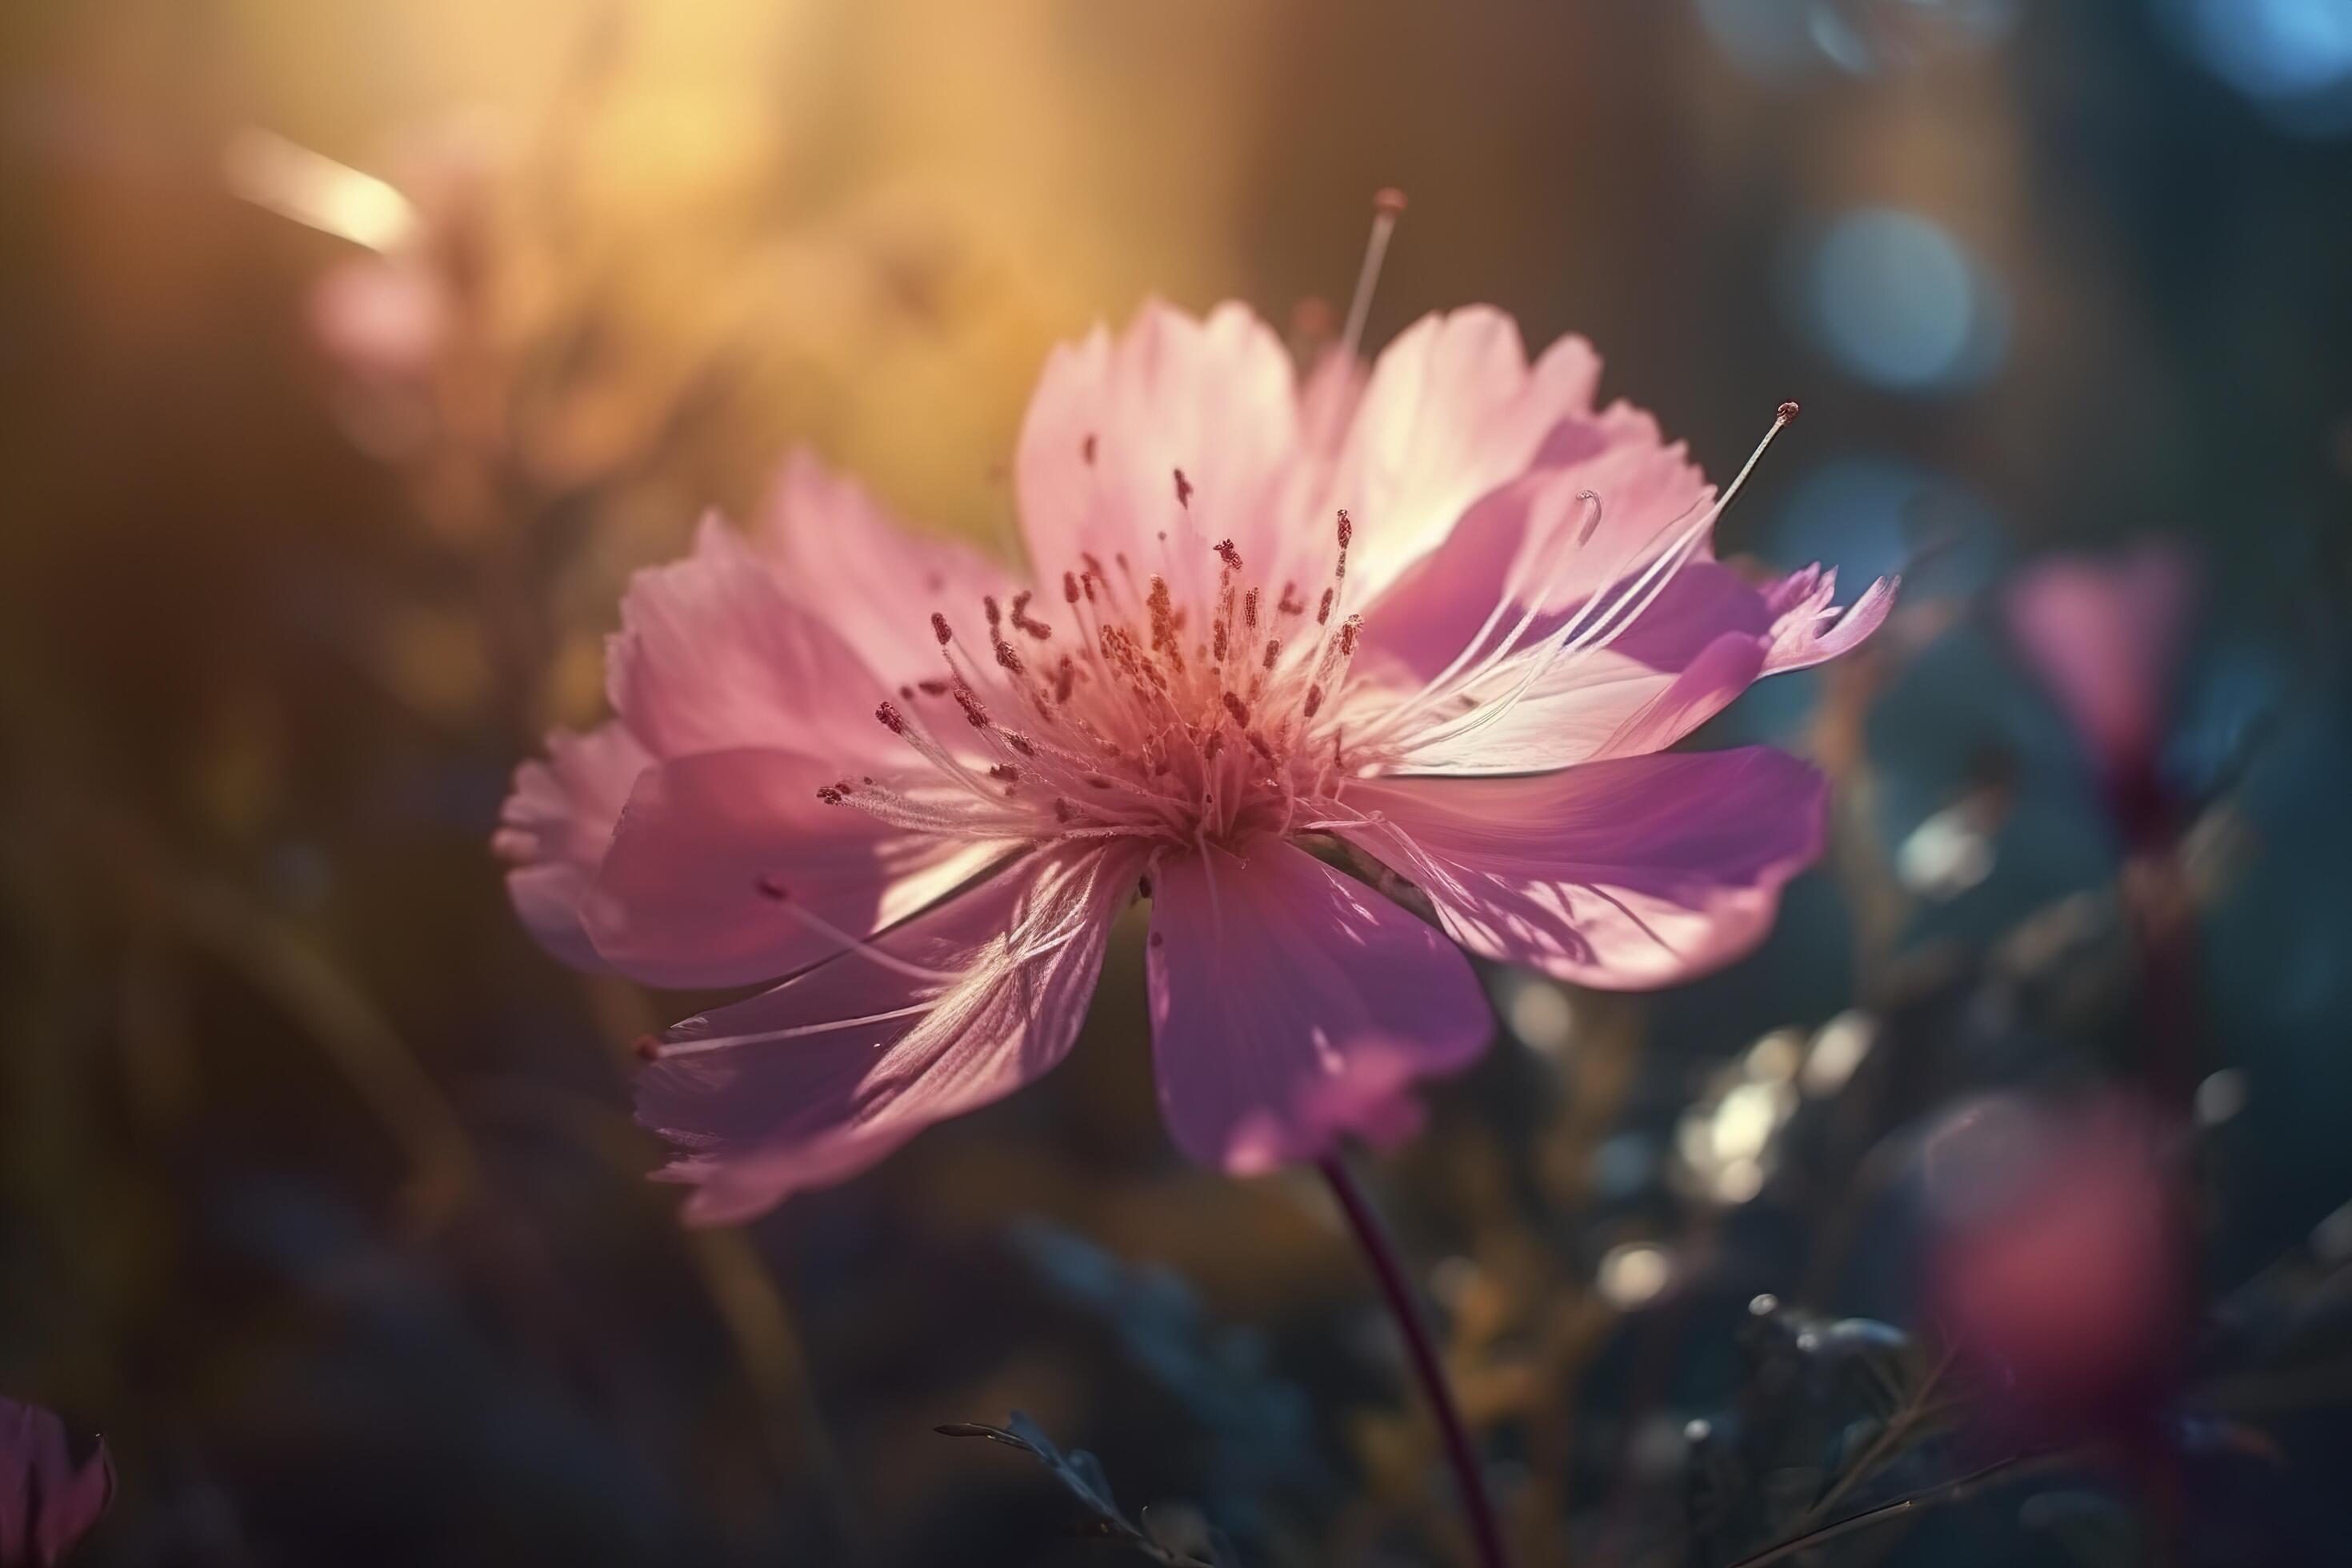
[
  {"xmin": 1355, "ymin": 415, "xmax": 1712, "ymax": 682},
  {"xmin": 1762, "ymin": 564, "xmax": 1900, "ymax": 674},
  {"xmin": 492, "ymin": 720, "xmax": 650, "ymax": 970},
  {"xmin": 638, "ymin": 843, "xmax": 1143, "ymax": 1223},
  {"xmin": 0, "ymin": 1394, "xmax": 114, "ymax": 1566},
  {"xmin": 1374, "ymin": 564, "xmax": 1774, "ymax": 775},
  {"xmin": 758, "ymin": 449, "xmax": 1022, "ymax": 685},
  {"xmin": 1336, "ymin": 748, "xmax": 1827, "ymax": 989},
  {"xmin": 2004, "ymin": 548, "xmax": 2190, "ymax": 778},
  {"xmin": 1146, "ymin": 840, "xmax": 1490, "ymax": 1174},
  {"xmin": 582, "ymin": 749, "xmax": 1009, "ymax": 990},
  {"xmin": 1326, "ymin": 310, "xmax": 1601, "ymax": 602},
  {"xmin": 1014, "ymin": 301, "xmax": 1302, "ymax": 602},
  {"xmin": 607, "ymin": 514, "xmax": 892, "ymax": 762}
]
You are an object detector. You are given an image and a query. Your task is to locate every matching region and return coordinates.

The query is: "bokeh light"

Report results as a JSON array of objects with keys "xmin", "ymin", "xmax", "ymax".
[
  {"xmin": 1798, "ymin": 207, "xmax": 2009, "ymax": 392},
  {"xmin": 2162, "ymin": 0, "xmax": 2352, "ymax": 135}
]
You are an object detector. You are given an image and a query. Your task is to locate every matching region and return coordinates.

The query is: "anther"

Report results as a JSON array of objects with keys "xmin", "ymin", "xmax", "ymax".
[
  {"xmin": 983, "ymin": 595, "xmax": 1003, "ymax": 631},
  {"xmin": 875, "ymin": 701, "xmax": 907, "ymax": 734},
  {"xmin": 1262, "ymin": 637, "xmax": 1282, "ymax": 670},
  {"xmin": 1082, "ymin": 433, "xmax": 1098, "ymax": 464},
  {"xmin": 917, "ymin": 678, "xmax": 950, "ymax": 697},
  {"xmin": 1214, "ymin": 538, "xmax": 1242, "ymax": 571},
  {"xmin": 930, "ymin": 612, "xmax": 953, "ymax": 646},
  {"xmin": 1317, "ymin": 586, "xmax": 1334, "ymax": 625},
  {"xmin": 1305, "ymin": 683, "xmax": 1325, "ymax": 718},
  {"xmin": 1244, "ymin": 587, "xmax": 1260, "ymax": 630},
  {"xmin": 1062, "ymin": 570, "xmax": 1081, "ymax": 605},
  {"xmin": 1222, "ymin": 691, "xmax": 1252, "ymax": 726},
  {"xmin": 1173, "ymin": 469, "xmax": 1194, "ymax": 509},
  {"xmin": 1777, "ymin": 400, "xmax": 1801, "ymax": 425},
  {"xmin": 754, "ymin": 875, "xmax": 790, "ymax": 901},
  {"xmin": 986, "ymin": 763, "xmax": 1019, "ymax": 782}
]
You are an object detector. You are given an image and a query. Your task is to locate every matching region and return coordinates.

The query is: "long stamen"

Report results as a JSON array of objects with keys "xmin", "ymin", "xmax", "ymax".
[
  {"xmin": 1338, "ymin": 187, "xmax": 1408, "ymax": 363},
  {"xmin": 1385, "ymin": 402, "xmax": 1802, "ymax": 758}
]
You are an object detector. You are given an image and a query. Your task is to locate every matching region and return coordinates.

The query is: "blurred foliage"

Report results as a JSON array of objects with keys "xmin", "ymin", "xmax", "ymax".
[{"xmin": 3, "ymin": 1, "xmax": 2352, "ymax": 1565}]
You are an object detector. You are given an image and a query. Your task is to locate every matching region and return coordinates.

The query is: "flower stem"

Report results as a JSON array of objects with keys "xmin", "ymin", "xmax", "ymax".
[{"xmin": 1318, "ymin": 1154, "xmax": 1512, "ymax": 1568}]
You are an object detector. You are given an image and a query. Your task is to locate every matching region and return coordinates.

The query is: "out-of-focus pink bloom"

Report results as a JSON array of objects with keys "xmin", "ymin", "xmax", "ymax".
[
  {"xmin": 2005, "ymin": 546, "xmax": 2194, "ymax": 789},
  {"xmin": 499, "ymin": 302, "xmax": 1895, "ymax": 1222},
  {"xmin": 307, "ymin": 254, "xmax": 450, "ymax": 384},
  {"xmin": 1924, "ymin": 1096, "xmax": 2188, "ymax": 1437},
  {"xmin": 0, "ymin": 1396, "xmax": 114, "ymax": 1567}
]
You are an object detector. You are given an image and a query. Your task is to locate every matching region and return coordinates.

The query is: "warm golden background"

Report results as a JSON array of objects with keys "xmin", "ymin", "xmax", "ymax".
[{"xmin": 5, "ymin": 2, "xmax": 2351, "ymax": 1564}]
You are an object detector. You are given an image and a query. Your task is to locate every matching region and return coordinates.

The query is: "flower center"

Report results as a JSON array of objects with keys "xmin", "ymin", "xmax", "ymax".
[{"xmin": 839, "ymin": 511, "xmax": 1367, "ymax": 855}]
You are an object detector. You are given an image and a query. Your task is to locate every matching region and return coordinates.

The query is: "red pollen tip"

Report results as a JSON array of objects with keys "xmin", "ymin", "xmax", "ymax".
[
  {"xmin": 1777, "ymin": 400, "xmax": 1801, "ymax": 424},
  {"xmin": 1373, "ymin": 187, "xmax": 1408, "ymax": 217},
  {"xmin": 1336, "ymin": 510, "xmax": 1353, "ymax": 550},
  {"xmin": 632, "ymin": 1033, "xmax": 663, "ymax": 1062},
  {"xmin": 874, "ymin": 701, "xmax": 906, "ymax": 734},
  {"xmin": 1214, "ymin": 538, "xmax": 1242, "ymax": 570},
  {"xmin": 930, "ymin": 612, "xmax": 953, "ymax": 645},
  {"xmin": 983, "ymin": 595, "xmax": 1002, "ymax": 629},
  {"xmin": 1262, "ymin": 637, "xmax": 1282, "ymax": 670},
  {"xmin": 1222, "ymin": 691, "xmax": 1251, "ymax": 726},
  {"xmin": 754, "ymin": 874, "xmax": 790, "ymax": 901},
  {"xmin": 1081, "ymin": 432, "xmax": 1098, "ymax": 464},
  {"xmin": 1173, "ymin": 468, "xmax": 1194, "ymax": 509},
  {"xmin": 1062, "ymin": 571, "xmax": 1080, "ymax": 604},
  {"xmin": 1317, "ymin": 586, "xmax": 1334, "ymax": 625}
]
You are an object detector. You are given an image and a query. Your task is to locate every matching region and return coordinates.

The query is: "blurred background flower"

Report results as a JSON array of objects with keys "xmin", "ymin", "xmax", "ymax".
[{"xmin": 2, "ymin": 1, "xmax": 2350, "ymax": 1564}]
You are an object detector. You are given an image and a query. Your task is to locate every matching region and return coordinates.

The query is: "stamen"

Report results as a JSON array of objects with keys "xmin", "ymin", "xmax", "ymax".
[
  {"xmin": 750, "ymin": 878, "xmax": 970, "ymax": 983},
  {"xmin": 1173, "ymin": 468, "xmax": 1194, "ymax": 509},
  {"xmin": 1339, "ymin": 187, "xmax": 1407, "ymax": 363}
]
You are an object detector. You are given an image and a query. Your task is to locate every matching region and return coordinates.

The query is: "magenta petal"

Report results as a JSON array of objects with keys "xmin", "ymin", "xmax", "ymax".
[
  {"xmin": 0, "ymin": 1395, "xmax": 114, "ymax": 1567},
  {"xmin": 638, "ymin": 844, "xmax": 1142, "ymax": 1223},
  {"xmin": 1338, "ymin": 748, "xmax": 1827, "ymax": 990},
  {"xmin": 759, "ymin": 450, "xmax": 1022, "ymax": 685},
  {"xmin": 492, "ymin": 720, "xmax": 650, "ymax": 970},
  {"xmin": 2004, "ymin": 548, "xmax": 2190, "ymax": 778},
  {"xmin": 606, "ymin": 514, "xmax": 892, "ymax": 762},
  {"xmin": 1146, "ymin": 841, "xmax": 1491, "ymax": 1174},
  {"xmin": 583, "ymin": 749, "xmax": 1007, "ymax": 990}
]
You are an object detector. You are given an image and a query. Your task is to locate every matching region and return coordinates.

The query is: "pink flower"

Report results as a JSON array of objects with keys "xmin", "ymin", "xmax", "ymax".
[
  {"xmin": 2004, "ymin": 546, "xmax": 2195, "ymax": 790},
  {"xmin": 498, "ymin": 302, "xmax": 1894, "ymax": 1222},
  {"xmin": 0, "ymin": 1396, "xmax": 114, "ymax": 1567},
  {"xmin": 1923, "ymin": 1095, "xmax": 2189, "ymax": 1438}
]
